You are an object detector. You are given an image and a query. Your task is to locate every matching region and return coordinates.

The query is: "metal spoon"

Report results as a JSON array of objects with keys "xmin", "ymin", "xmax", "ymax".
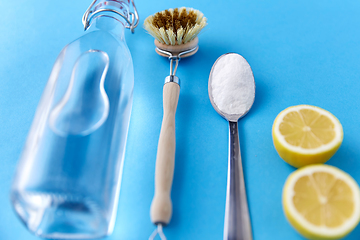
[{"xmin": 208, "ymin": 53, "xmax": 255, "ymax": 240}]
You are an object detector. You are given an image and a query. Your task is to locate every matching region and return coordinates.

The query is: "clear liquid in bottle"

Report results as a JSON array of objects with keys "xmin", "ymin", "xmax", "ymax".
[{"xmin": 10, "ymin": 0, "xmax": 137, "ymax": 238}]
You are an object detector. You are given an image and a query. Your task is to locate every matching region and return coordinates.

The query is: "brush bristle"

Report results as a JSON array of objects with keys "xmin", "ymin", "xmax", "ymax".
[{"xmin": 144, "ymin": 7, "xmax": 207, "ymax": 46}]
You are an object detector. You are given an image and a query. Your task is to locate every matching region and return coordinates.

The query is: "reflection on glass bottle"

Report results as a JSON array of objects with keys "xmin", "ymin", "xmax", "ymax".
[
  {"xmin": 10, "ymin": 0, "xmax": 138, "ymax": 239},
  {"xmin": 49, "ymin": 50, "xmax": 110, "ymax": 136}
]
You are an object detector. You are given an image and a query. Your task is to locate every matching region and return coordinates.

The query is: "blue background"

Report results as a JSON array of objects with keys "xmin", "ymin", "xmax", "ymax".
[{"xmin": 1, "ymin": 0, "xmax": 360, "ymax": 239}]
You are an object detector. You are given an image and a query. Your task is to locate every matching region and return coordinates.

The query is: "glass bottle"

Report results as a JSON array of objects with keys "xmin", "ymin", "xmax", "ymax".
[{"xmin": 10, "ymin": 0, "xmax": 138, "ymax": 239}]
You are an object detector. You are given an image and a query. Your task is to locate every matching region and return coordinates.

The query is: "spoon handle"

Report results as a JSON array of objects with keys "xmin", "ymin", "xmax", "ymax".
[{"xmin": 224, "ymin": 121, "xmax": 253, "ymax": 240}]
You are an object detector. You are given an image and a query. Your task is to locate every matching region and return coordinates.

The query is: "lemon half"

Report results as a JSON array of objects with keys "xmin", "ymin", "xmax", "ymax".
[
  {"xmin": 283, "ymin": 164, "xmax": 360, "ymax": 240},
  {"xmin": 272, "ymin": 105, "xmax": 343, "ymax": 168}
]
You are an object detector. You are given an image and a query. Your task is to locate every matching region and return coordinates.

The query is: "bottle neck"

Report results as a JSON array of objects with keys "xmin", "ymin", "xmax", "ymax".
[{"xmin": 87, "ymin": 0, "xmax": 130, "ymax": 39}]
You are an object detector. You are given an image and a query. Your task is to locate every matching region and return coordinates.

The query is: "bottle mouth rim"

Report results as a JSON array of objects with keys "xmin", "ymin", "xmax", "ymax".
[{"xmin": 82, "ymin": 0, "xmax": 139, "ymax": 33}]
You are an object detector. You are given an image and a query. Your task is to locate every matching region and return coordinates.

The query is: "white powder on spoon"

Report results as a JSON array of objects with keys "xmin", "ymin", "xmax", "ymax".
[{"xmin": 210, "ymin": 53, "xmax": 255, "ymax": 116}]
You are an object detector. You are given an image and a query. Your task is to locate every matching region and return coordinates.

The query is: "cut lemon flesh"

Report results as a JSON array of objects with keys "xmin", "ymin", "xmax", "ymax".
[
  {"xmin": 272, "ymin": 105, "xmax": 343, "ymax": 168},
  {"xmin": 283, "ymin": 165, "xmax": 360, "ymax": 240}
]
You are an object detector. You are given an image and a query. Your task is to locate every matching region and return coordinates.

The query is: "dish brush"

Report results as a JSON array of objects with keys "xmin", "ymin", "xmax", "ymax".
[{"xmin": 144, "ymin": 7, "xmax": 207, "ymax": 240}]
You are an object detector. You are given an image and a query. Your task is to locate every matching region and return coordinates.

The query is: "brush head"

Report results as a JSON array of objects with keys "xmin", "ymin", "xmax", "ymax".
[{"xmin": 144, "ymin": 7, "xmax": 207, "ymax": 56}]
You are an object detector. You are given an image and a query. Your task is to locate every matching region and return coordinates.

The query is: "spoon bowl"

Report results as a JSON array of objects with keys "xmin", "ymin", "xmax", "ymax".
[{"xmin": 209, "ymin": 53, "xmax": 255, "ymax": 121}]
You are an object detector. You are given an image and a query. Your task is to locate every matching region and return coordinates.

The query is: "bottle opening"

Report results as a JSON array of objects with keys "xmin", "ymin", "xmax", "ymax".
[{"xmin": 83, "ymin": 0, "xmax": 139, "ymax": 32}]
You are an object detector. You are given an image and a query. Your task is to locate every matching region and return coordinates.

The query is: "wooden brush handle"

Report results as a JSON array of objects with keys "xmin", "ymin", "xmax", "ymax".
[{"xmin": 150, "ymin": 81, "xmax": 180, "ymax": 224}]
